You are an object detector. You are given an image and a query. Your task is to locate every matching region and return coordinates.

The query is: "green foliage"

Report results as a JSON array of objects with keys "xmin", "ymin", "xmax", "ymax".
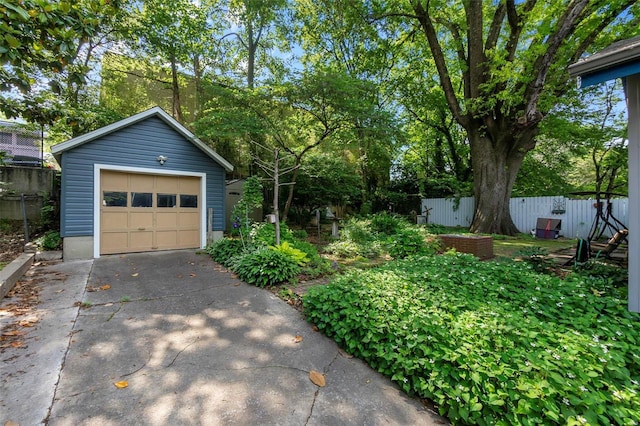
[
  {"xmin": 514, "ymin": 246, "xmax": 556, "ymax": 274},
  {"xmin": 369, "ymin": 212, "xmax": 407, "ymax": 235},
  {"xmin": 37, "ymin": 231, "xmax": 61, "ymax": 251},
  {"xmin": 269, "ymin": 241, "xmax": 309, "ymax": 266},
  {"xmin": 304, "ymin": 254, "xmax": 640, "ymax": 425},
  {"xmin": 250, "ymin": 222, "xmax": 294, "ymax": 246},
  {"xmin": 234, "ymin": 248, "xmax": 300, "ymax": 288},
  {"xmin": 572, "ymin": 261, "xmax": 629, "ymax": 289},
  {"xmin": 325, "ymin": 213, "xmax": 440, "ymax": 260},
  {"xmin": 385, "ymin": 228, "xmax": 435, "ymax": 260},
  {"xmin": 206, "ymin": 238, "xmax": 245, "ymax": 267},
  {"xmin": 230, "ymin": 176, "xmax": 263, "ymax": 237}
]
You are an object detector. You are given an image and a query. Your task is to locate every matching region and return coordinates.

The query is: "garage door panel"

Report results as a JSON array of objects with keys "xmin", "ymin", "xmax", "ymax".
[
  {"xmin": 130, "ymin": 211, "xmax": 154, "ymax": 228},
  {"xmin": 100, "ymin": 171, "xmax": 202, "ymax": 255},
  {"xmin": 156, "ymin": 230, "xmax": 178, "ymax": 247},
  {"xmin": 130, "ymin": 174, "xmax": 154, "ymax": 191},
  {"xmin": 157, "ymin": 212, "xmax": 178, "ymax": 228},
  {"xmin": 102, "ymin": 171, "xmax": 128, "ymax": 190},
  {"xmin": 178, "ymin": 230, "xmax": 199, "ymax": 247},
  {"xmin": 102, "ymin": 211, "xmax": 128, "ymax": 230},
  {"xmin": 156, "ymin": 176, "xmax": 179, "ymax": 192},
  {"xmin": 130, "ymin": 231, "xmax": 153, "ymax": 249},
  {"xmin": 178, "ymin": 211, "xmax": 200, "ymax": 227},
  {"xmin": 102, "ymin": 232, "xmax": 129, "ymax": 254},
  {"xmin": 179, "ymin": 177, "xmax": 200, "ymax": 193}
]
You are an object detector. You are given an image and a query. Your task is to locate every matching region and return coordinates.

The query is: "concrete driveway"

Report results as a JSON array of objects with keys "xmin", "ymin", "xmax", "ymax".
[{"xmin": 1, "ymin": 250, "xmax": 446, "ymax": 425}]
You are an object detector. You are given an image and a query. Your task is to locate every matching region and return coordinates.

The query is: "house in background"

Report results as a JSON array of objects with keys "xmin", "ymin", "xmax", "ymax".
[
  {"xmin": 0, "ymin": 120, "xmax": 43, "ymax": 167},
  {"xmin": 569, "ymin": 36, "xmax": 640, "ymax": 312},
  {"xmin": 51, "ymin": 107, "xmax": 233, "ymax": 260}
]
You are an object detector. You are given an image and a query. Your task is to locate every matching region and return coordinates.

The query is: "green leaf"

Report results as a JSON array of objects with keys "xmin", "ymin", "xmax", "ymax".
[{"xmin": 4, "ymin": 34, "xmax": 21, "ymax": 49}]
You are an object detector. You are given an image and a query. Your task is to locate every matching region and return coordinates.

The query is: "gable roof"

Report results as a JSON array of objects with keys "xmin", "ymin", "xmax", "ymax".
[
  {"xmin": 51, "ymin": 107, "xmax": 233, "ymax": 172},
  {"xmin": 568, "ymin": 36, "xmax": 640, "ymax": 88}
]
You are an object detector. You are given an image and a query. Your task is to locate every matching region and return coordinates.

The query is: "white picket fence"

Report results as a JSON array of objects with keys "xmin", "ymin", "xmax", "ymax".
[{"xmin": 421, "ymin": 196, "xmax": 629, "ymax": 239}]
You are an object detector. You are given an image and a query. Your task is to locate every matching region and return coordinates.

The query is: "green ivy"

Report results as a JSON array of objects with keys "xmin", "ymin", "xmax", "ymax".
[{"xmin": 304, "ymin": 253, "xmax": 640, "ymax": 425}]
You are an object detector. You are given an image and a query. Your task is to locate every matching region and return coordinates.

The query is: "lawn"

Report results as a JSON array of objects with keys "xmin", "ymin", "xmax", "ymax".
[{"xmin": 492, "ymin": 234, "xmax": 576, "ymax": 258}]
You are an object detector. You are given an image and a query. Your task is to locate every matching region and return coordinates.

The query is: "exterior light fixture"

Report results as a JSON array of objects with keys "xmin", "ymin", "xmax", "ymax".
[{"xmin": 156, "ymin": 155, "xmax": 168, "ymax": 165}]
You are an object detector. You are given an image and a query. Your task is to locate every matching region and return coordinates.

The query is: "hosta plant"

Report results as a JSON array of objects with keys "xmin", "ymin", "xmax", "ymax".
[{"xmin": 233, "ymin": 248, "xmax": 300, "ymax": 288}]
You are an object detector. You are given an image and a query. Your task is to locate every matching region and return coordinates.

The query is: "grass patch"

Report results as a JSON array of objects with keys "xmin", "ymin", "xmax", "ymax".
[
  {"xmin": 304, "ymin": 253, "xmax": 639, "ymax": 425},
  {"xmin": 493, "ymin": 234, "xmax": 576, "ymax": 258}
]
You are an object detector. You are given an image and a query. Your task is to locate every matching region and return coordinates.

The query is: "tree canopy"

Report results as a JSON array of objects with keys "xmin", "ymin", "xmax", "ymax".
[{"xmin": 2, "ymin": 0, "xmax": 638, "ymax": 234}]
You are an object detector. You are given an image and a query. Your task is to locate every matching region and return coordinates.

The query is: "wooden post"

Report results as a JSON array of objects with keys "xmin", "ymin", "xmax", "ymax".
[{"xmin": 207, "ymin": 208, "xmax": 213, "ymax": 245}]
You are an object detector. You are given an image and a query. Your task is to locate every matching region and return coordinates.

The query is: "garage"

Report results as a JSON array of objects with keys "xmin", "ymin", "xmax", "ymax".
[
  {"xmin": 100, "ymin": 171, "xmax": 201, "ymax": 254},
  {"xmin": 52, "ymin": 107, "xmax": 233, "ymax": 260}
]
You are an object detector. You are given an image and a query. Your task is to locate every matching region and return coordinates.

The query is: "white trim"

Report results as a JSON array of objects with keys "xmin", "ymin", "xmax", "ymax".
[
  {"xmin": 93, "ymin": 164, "xmax": 207, "ymax": 258},
  {"xmin": 53, "ymin": 107, "xmax": 233, "ymax": 172},
  {"xmin": 627, "ymin": 75, "xmax": 640, "ymax": 313}
]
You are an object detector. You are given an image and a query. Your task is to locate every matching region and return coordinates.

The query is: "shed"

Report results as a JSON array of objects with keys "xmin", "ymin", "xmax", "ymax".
[
  {"xmin": 51, "ymin": 107, "xmax": 233, "ymax": 260},
  {"xmin": 569, "ymin": 36, "xmax": 640, "ymax": 313}
]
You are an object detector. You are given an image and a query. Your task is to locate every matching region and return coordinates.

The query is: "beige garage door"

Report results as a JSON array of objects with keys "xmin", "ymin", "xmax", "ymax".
[{"xmin": 100, "ymin": 170, "xmax": 201, "ymax": 255}]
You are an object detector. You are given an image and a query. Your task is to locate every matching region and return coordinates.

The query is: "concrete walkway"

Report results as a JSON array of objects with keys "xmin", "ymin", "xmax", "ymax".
[{"xmin": 1, "ymin": 251, "xmax": 446, "ymax": 425}]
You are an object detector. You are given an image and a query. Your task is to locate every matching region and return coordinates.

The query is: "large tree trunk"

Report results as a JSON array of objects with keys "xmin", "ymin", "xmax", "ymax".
[{"xmin": 468, "ymin": 126, "xmax": 526, "ymax": 235}]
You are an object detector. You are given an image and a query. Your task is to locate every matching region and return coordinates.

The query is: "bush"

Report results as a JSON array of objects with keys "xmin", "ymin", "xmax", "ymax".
[
  {"xmin": 234, "ymin": 248, "xmax": 300, "ymax": 287},
  {"xmin": 385, "ymin": 228, "xmax": 428, "ymax": 259},
  {"xmin": 250, "ymin": 222, "xmax": 295, "ymax": 246},
  {"xmin": 40, "ymin": 231, "xmax": 61, "ymax": 250},
  {"xmin": 304, "ymin": 254, "xmax": 640, "ymax": 425},
  {"xmin": 207, "ymin": 238, "xmax": 245, "ymax": 267},
  {"xmin": 270, "ymin": 241, "xmax": 309, "ymax": 266},
  {"xmin": 370, "ymin": 212, "xmax": 407, "ymax": 235}
]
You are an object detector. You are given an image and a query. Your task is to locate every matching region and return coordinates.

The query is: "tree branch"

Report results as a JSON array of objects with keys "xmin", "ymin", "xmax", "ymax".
[{"xmin": 411, "ymin": 2, "xmax": 467, "ymax": 128}]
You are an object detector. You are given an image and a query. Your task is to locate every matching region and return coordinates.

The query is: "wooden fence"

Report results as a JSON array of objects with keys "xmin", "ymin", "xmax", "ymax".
[{"xmin": 421, "ymin": 196, "xmax": 629, "ymax": 239}]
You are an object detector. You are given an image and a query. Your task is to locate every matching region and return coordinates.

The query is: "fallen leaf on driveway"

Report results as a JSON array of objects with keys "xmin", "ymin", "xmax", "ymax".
[
  {"xmin": 100, "ymin": 284, "xmax": 111, "ymax": 290},
  {"xmin": 294, "ymin": 335, "xmax": 303, "ymax": 343},
  {"xmin": 309, "ymin": 370, "xmax": 326, "ymax": 387},
  {"xmin": 114, "ymin": 380, "xmax": 128, "ymax": 389},
  {"xmin": 18, "ymin": 319, "xmax": 37, "ymax": 327},
  {"xmin": 131, "ymin": 273, "xmax": 139, "ymax": 277},
  {"xmin": 5, "ymin": 420, "xmax": 19, "ymax": 426},
  {"xmin": 189, "ymin": 273, "xmax": 196, "ymax": 277},
  {"xmin": 2, "ymin": 330, "xmax": 25, "ymax": 337}
]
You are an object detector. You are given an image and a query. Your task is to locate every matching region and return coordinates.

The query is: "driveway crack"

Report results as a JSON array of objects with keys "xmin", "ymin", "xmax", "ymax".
[{"xmin": 305, "ymin": 350, "xmax": 340, "ymax": 425}]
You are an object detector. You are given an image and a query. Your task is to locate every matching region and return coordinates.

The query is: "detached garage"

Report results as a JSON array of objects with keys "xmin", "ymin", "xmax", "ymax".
[{"xmin": 52, "ymin": 107, "xmax": 233, "ymax": 260}]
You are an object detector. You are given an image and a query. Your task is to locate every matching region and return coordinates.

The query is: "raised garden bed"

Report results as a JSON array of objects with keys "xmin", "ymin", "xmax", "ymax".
[{"xmin": 440, "ymin": 234, "xmax": 493, "ymax": 260}]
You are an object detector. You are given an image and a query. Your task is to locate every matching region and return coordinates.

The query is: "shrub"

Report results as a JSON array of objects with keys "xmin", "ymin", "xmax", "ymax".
[
  {"xmin": 304, "ymin": 254, "xmax": 640, "ymax": 425},
  {"xmin": 385, "ymin": 228, "xmax": 427, "ymax": 259},
  {"xmin": 207, "ymin": 238, "xmax": 245, "ymax": 267},
  {"xmin": 234, "ymin": 248, "xmax": 300, "ymax": 287},
  {"xmin": 270, "ymin": 241, "xmax": 309, "ymax": 266},
  {"xmin": 250, "ymin": 222, "xmax": 295, "ymax": 246},
  {"xmin": 33, "ymin": 230, "xmax": 61, "ymax": 250},
  {"xmin": 369, "ymin": 212, "xmax": 407, "ymax": 235}
]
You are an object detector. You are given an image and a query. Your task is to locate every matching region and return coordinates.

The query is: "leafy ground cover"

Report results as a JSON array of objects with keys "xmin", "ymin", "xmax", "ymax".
[{"xmin": 304, "ymin": 253, "xmax": 640, "ymax": 425}]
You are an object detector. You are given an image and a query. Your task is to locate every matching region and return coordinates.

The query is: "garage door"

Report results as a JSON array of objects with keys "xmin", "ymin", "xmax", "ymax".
[{"xmin": 100, "ymin": 170, "xmax": 201, "ymax": 255}]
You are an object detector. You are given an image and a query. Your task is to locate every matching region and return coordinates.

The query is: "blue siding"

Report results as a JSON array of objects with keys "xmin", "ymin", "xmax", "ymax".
[{"xmin": 60, "ymin": 116, "xmax": 226, "ymax": 237}]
